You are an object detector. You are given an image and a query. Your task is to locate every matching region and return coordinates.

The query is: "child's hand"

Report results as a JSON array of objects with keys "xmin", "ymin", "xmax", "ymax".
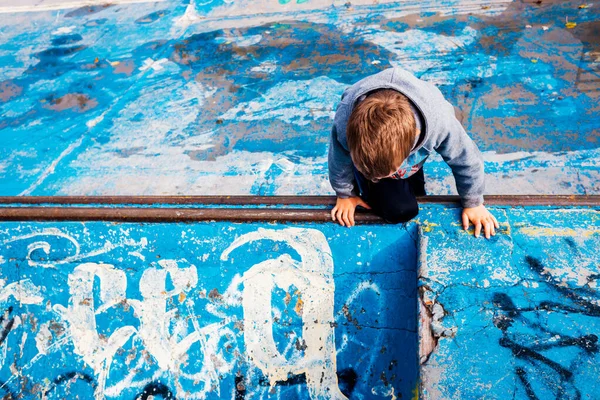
[
  {"xmin": 462, "ymin": 205, "xmax": 499, "ymax": 239},
  {"xmin": 331, "ymin": 197, "xmax": 371, "ymax": 227}
]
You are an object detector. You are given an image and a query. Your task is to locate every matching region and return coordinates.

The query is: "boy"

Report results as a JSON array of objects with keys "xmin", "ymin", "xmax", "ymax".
[{"xmin": 328, "ymin": 67, "xmax": 498, "ymax": 239}]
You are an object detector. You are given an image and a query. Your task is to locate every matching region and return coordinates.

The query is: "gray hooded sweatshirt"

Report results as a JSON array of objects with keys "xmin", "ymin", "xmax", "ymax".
[{"xmin": 328, "ymin": 67, "xmax": 485, "ymax": 208}]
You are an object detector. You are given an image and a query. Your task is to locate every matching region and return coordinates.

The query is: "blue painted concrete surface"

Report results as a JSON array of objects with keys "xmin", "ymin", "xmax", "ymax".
[
  {"xmin": 1, "ymin": 205, "xmax": 598, "ymax": 399},
  {"xmin": 419, "ymin": 206, "xmax": 600, "ymax": 399},
  {"xmin": 0, "ymin": 221, "xmax": 418, "ymax": 399},
  {"xmin": 1, "ymin": 0, "xmax": 599, "ymax": 196}
]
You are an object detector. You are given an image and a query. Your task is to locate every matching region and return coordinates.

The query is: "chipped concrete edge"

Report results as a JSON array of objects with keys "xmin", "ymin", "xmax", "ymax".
[{"xmin": 417, "ymin": 225, "xmax": 458, "ymax": 400}]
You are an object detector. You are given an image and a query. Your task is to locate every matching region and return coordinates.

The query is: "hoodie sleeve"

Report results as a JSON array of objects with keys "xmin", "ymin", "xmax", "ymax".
[
  {"xmin": 328, "ymin": 124, "xmax": 357, "ymax": 198},
  {"xmin": 434, "ymin": 103, "xmax": 485, "ymax": 208}
]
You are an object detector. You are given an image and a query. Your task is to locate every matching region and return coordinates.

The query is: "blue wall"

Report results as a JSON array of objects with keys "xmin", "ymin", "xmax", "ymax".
[
  {"xmin": 1, "ymin": 205, "xmax": 598, "ymax": 399},
  {"xmin": 0, "ymin": 221, "xmax": 418, "ymax": 399},
  {"xmin": 419, "ymin": 206, "xmax": 600, "ymax": 399}
]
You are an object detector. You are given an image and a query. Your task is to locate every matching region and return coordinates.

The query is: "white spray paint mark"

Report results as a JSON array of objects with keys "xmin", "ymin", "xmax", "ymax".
[
  {"xmin": 214, "ymin": 34, "xmax": 262, "ymax": 47},
  {"xmin": 18, "ymin": 136, "xmax": 84, "ymax": 196},
  {"xmin": 51, "ymin": 26, "xmax": 76, "ymax": 35},
  {"xmin": 139, "ymin": 58, "xmax": 169, "ymax": 72},
  {"xmin": 174, "ymin": 0, "xmax": 202, "ymax": 29},
  {"xmin": 250, "ymin": 61, "xmax": 277, "ymax": 74},
  {"xmin": 128, "ymin": 259, "xmax": 199, "ymax": 371},
  {"xmin": 0, "ymin": 0, "xmax": 166, "ymax": 14},
  {"xmin": 221, "ymin": 228, "xmax": 347, "ymax": 399},
  {"xmin": 34, "ymin": 322, "xmax": 53, "ymax": 356},
  {"xmin": 86, "ymin": 111, "xmax": 108, "ymax": 129},
  {"xmin": 2, "ymin": 228, "xmax": 148, "ymax": 268},
  {"xmin": 54, "ymin": 263, "xmax": 136, "ymax": 399},
  {"xmin": 219, "ymin": 76, "xmax": 346, "ymax": 126},
  {"xmin": 0, "ymin": 279, "xmax": 44, "ymax": 305}
]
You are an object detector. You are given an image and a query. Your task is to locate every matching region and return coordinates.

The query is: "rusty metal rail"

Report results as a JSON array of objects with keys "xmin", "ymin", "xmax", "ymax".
[
  {"xmin": 1, "ymin": 195, "xmax": 600, "ymax": 205},
  {"xmin": 0, "ymin": 195, "xmax": 598, "ymax": 223}
]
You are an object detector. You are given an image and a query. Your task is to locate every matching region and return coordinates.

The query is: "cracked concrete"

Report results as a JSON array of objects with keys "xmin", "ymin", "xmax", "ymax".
[{"xmin": 417, "ymin": 206, "xmax": 600, "ymax": 399}]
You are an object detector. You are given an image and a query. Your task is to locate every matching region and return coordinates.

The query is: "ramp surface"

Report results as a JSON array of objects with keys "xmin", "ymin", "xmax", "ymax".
[{"xmin": 1, "ymin": 0, "xmax": 598, "ymax": 196}]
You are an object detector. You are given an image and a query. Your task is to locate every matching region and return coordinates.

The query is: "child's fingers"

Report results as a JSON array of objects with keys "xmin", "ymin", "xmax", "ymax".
[
  {"xmin": 484, "ymin": 221, "xmax": 492, "ymax": 239},
  {"xmin": 349, "ymin": 209, "xmax": 355, "ymax": 227},
  {"xmin": 337, "ymin": 208, "xmax": 346, "ymax": 227},
  {"xmin": 334, "ymin": 208, "xmax": 344, "ymax": 226},
  {"xmin": 342, "ymin": 209, "xmax": 351, "ymax": 227},
  {"xmin": 492, "ymin": 214, "xmax": 499, "ymax": 228},
  {"xmin": 474, "ymin": 221, "xmax": 482, "ymax": 238},
  {"xmin": 331, "ymin": 206, "xmax": 337, "ymax": 221},
  {"xmin": 462, "ymin": 213, "xmax": 469, "ymax": 230}
]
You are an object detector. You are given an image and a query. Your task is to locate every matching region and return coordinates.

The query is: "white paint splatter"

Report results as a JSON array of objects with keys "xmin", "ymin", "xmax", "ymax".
[
  {"xmin": 139, "ymin": 58, "xmax": 169, "ymax": 72},
  {"xmin": 221, "ymin": 228, "xmax": 347, "ymax": 399},
  {"xmin": 51, "ymin": 26, "xmax": 76, "ymax": 35},
  {"xmin": 18, "ymin": 136, "xmax": 84, "ymax": 196},
  {"xmin": 34, "ymin": 322, "xmax": 53, "ymax": 356},
  {"xmin": 1, "ymin": 0, "xmax": 166, "ymax": 14},
  {"xmin": 362, "ymin": 26, "xmax": 485, "ymax": 84},
  {"xmin": 250, "ymin": 61, "xmax": 277, "ymax": 74},
  {"xmin": 219, "ymin": 76, "xmax": 346, "ymax": 126},
  {"xmin": 214, "ymin": 34, "xmax": 262, "ymax": 47},
  {"xmin": 86, "ymin": 111, "xmax": 107, "ymax": 129},
  {"xmin": 0, "ymin": 279, "xmax": 44, "ymax": 305}
]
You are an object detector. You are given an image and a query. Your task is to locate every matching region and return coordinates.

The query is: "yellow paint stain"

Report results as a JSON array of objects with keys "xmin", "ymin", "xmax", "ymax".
[
  {"xmin": 531, "ymin": 58, "xmax": 538, "ymax": 63},
  {"xmin": 578, "ymin": 4, "xmax": 588, "ymax": 9},
  {"xmin": 518, "ymin": 227, "xmax": 600, "ymax": 237},
  {"xmin": 566, "ymin": 21, "xmax": 577, "ymax": 28},
  {"xmin": 178, "ymin": 292, "xmax": 186, "ymax": 303},
  {"xmin": 412, "ymin": 383, "xmax": 419, "ymax": 400},
  {"xmin": 422, "ymin": 221, "xmax": 439, "ymax": 233}
]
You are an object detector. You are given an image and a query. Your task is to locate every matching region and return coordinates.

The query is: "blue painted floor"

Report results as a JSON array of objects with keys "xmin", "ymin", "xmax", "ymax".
[{"xmin": 0, "ymin": 0, "xmax": 598, "ymax": 196}]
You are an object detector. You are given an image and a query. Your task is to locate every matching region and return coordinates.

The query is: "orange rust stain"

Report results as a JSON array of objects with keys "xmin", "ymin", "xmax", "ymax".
[{"xmin": 294, "ymin": 296, "xmax": 304, "ymax": 317}]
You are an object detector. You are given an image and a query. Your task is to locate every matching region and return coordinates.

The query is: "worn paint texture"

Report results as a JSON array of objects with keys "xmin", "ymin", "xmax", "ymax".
[
  {"xmin": 1, "ymin": 206, "xmax": 598, "ymax": 399},
  {"xmin": 0, "ymin": 221, "xmax": 417, "ymax": 399},
  {"xmin": 419, "ymin": 206, "xmax": 600, "ymax": 399},
  {"xmin": 1, "ymin": 0, "xmax": 599, "ymax": 196},
  {"xmin": 1, "ymin": 1, "xmax": 600, "ymax": 398}
]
